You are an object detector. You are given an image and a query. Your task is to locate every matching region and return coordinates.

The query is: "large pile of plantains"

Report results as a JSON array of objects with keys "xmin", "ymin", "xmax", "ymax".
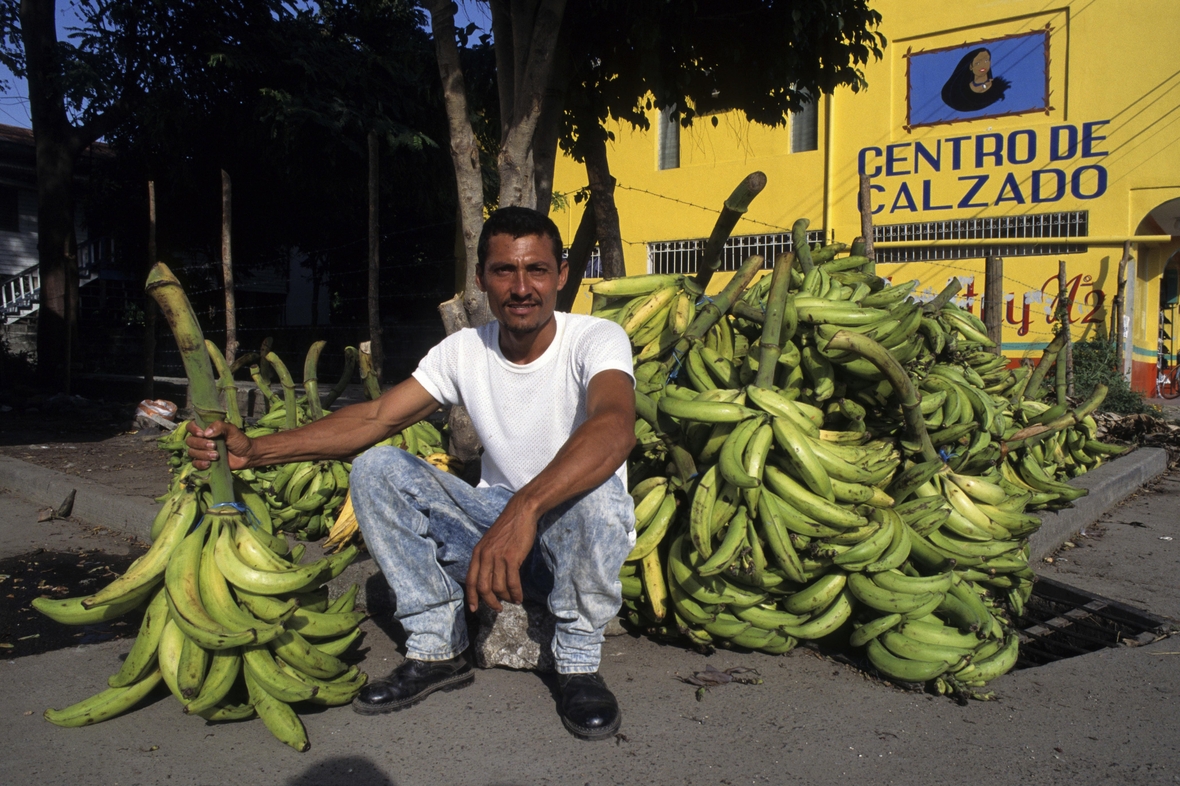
[{"xmin": 599, "ymin": 220, "xmax": 1125, "ymax": 699}]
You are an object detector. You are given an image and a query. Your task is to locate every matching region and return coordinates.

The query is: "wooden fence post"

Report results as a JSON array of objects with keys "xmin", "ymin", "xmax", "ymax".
[
  {"xmin": 142, "ymin": 181, "xmax": 158, "ymax": 399},
  {"xmin": 1112, "ymin": 241, "xmax": 1132, "ymax": 378},
  {"xmin": 984, "ymin": 255, "xmax": 1003, "ymax": 355},
  {"xmin": 1057, "ymin": 260, "xmax": 1073, "ymax": 397},
  {"xmin": 221, "ymin": 170, "xmax": 237, "ymax": 367},
  {"xmin": 858, "ymin": 173, "xmax": 875, "ymax": 274},
  {"xmin": 367, "ymin": 130, "xmax": 383, "ymax": 381}
]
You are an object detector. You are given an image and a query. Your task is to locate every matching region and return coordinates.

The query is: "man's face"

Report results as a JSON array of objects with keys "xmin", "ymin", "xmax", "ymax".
[{"xmin": 477, "ymin": 232, "xmax": 568, "ymax": 338}]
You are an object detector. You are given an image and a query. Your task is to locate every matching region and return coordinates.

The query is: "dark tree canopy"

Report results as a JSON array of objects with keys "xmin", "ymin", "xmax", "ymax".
[
  {"xmin": 559, "ymin": 0, "xmax": 887, "ymax": 158},
  {"xmin": 0, "ymin": 0, "xmax": 459, "ymax": 387}
]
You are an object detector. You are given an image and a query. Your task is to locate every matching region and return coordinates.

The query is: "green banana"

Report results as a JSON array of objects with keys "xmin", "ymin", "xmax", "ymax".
[
  {"xmin": 866, "ymin": 638, "xmax": 950, "ymax": 682},
  {"xmin": 244, "ymin": 664, "xmax": 311, "ymax": 752},
  {"xmin": 44, "ymin": 668, "xmax": 164, "ymax": 728},
  {"xmin": 847, "ymin": 573, "xmax": 938, "ymax": 614},
  {"xmin": 782, "ymin": 571, "xmax": 847, "ymax": 614},
  {"xmin": 848, "ymin": 613, "xmax": 903, "ymax": 648}
]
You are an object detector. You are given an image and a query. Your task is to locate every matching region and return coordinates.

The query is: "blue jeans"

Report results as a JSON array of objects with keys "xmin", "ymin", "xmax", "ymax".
[{"xmin": 350, "ymin": 447, "xmax": 635, "ymax": 674}]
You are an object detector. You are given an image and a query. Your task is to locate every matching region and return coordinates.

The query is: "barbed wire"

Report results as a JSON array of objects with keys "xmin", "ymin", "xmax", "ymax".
[{"xmin": 608, "ymin": 183, "xmax": 795, "ymax": 234}]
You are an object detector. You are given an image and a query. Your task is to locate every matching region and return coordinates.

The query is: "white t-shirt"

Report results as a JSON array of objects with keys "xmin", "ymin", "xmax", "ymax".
[{"xmin": 412, "ymin": 312, "xmax": 635, "ymax": 492}]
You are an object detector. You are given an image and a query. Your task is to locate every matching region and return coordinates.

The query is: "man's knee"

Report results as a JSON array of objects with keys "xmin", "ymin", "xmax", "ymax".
[
  {"xmin": 351, "ymin": 445, "xmax": 415, "ymax": 492},
  {"xmin": 576, "ymin": 476, "xmax": 633, "ymax": 523},
  {"xmin": 548, "ymin": 476, "xmax": 634, "ymax": 548}
]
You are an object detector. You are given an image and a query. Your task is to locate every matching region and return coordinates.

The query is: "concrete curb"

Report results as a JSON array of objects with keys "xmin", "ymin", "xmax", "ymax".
[
  {"xmin": 1029, "ymin": 446, "xmax": 1170, "ymax": 562},
  {"xmin": 0, "ymin": 456, "xmax": 159, "ymax": 542}
]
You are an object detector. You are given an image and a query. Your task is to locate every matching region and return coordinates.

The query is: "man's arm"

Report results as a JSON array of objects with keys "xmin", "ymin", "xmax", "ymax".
[
  {"xmin": 466, "ymin": 369, "xmax": 636, "ymax": 612},
  {"xmin": 186, "ymin": 377, "xmax": 443, "ymax": 470}
]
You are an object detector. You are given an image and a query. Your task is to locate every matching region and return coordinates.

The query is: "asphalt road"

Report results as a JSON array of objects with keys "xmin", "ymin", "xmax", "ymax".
[{"xmin": 0, "ymin": 469, "xmax": 1177, "ymax": 785}]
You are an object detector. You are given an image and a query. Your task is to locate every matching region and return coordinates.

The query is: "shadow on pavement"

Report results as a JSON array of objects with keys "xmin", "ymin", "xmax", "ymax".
[{"xmin": 285, "ymin": 755, "xmax": 397, "ymax": 785}]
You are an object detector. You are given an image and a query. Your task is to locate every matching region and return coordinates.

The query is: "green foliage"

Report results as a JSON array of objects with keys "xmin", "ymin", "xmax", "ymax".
[{"xmin": 1071, "ymin": 338, "xmax": 1148, "ymax": 415}]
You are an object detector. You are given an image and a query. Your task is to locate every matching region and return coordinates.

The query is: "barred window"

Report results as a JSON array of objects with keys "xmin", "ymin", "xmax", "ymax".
[
  {"xmin": 874, "ymin": 211, "xmax": 1088, "ymax": 262},
  {"xmin": 648, "ymin": 230, "xmax": 827, "ymax": 275}
]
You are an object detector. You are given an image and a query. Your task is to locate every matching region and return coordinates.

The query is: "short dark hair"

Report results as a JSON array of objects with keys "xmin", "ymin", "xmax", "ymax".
[{"xmin": 476, "ymin": 206, "xmax": 564, "ymax": 269}]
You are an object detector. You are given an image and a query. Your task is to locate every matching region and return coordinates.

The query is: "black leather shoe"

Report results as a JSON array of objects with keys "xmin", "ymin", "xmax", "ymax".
[
  {"xmin": 557, "ymin": 672, "xmax": 621, "ymax": 740},
  {"xmin": 352, "ymin": 655, "xmax": 473, "ymax": 715}
]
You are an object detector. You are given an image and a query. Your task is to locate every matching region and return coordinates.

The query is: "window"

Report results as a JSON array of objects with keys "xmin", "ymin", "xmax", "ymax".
[
  {"xmin": 563, "ymin": 245, "xmax": 602, "ymax": 278},
  {"xmin": 657, "ymin": 105, "xmax": 680, "ymax": 170},
  {"xmin": 790, "ymin": 94, "xmax": 819, "ymax": 153},
  {"xmin": 0, "ymin": 186, "xmax": 18, "ymax": 233}
]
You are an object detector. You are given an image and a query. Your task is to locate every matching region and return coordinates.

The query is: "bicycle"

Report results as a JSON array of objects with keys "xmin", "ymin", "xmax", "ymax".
[{"xmin": 1157, "ymin": 365, "xmax": 1180, "ymax": 399}]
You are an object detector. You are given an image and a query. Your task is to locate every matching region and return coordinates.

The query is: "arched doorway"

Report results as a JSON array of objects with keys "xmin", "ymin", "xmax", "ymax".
[
  {"xmin": 1129, "ymin": 197, "xmax": 1180, "ymax": 394},
  {"xmin": 1160, "ymin": 250, "xmax": 1180, "ymax": 374}
]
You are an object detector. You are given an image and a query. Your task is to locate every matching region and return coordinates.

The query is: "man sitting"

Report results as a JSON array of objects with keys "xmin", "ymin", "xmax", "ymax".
[{"xmin": 187, "ymin": 206, "xmax": 637, "ymax": 740}]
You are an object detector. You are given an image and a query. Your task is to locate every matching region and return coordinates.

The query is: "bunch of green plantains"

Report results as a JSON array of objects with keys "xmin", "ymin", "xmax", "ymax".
[
  {"xmin": 156, "ymin": 336, "xmax": 457, "ymax": 543},
  {"xmin": 35, "ymin": 264, "xmax": 367, "ymax": 750},
  {"xmin": 602, "ymin": 218, "xmax": 1127, "ymax": 700}
]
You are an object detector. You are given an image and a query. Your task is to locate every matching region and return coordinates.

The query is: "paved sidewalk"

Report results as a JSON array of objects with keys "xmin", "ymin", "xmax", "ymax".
[{"xmin": 0, "ymin": 453, "xmax": 1176, "ymax": 785}]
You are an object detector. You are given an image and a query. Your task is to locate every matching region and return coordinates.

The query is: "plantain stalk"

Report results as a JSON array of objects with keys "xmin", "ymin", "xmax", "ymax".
[
  {"xmin": 791, "ymin": 219, "xmax": 814, "ymax": 274},
  {"xmin": 923, "ymin": 278, "xmax": 963, "ymax": 314},
  {"xmin": 731, "ymin": 301, "xmax": 766, "ymax": 325},
  {"xmin": 144, "ymin": 263, "xmax": 235, "ymax": 504},
  {"xmin": 265, "ymin": 352, "xmax": 299, "ymax": 431},
  {"xmin": 755, "ymin": 252, "xmax": 795, "ymax": 388},
  {"xmin": 667, "ymin": 254, "xmax": 765, "ymax": 379},
  {"xmin": 249, "ymin": 364, "xmax": 282, "ymax": 410},
  {"xmin": 358, "ymin": 345, "xmax": 382, "ymax": 401},
  {"xmin": 257, "ymin": 337, "xmax": 274, "ymax": 387},
  {"xmin": 693, "ymin": 172, "xmax": 767, "ymax": 290},
  {"xmin": 321, "ymin": 346, "xmax": 358, "ymax": 409},
  {"xmin": 1006, "ymin": 364, "xmax": 1033, "ymax": 403},
  {"xmin": 1005, "ymin": 384, "xmax": 1108, "ymax": 451},
  {"xmin": 303, "ymin": 340, "xmax": 326, "ymax": 420},
  {"xmin": 205, "ymin": 340, "xmax": 242, "ymax": 428},
  {"xmin": 229, "ymin": 351, "xmax": 259, "ymax": 375},
  {"xmin": 1022, "ymin": 330, "xmax": 1068, "ymax": 403},
  {"xmin": 1055, "ymin": 343, "xmax": 1067, "ymax": 406},
  {"xmin": 824, "ymin": 330, "xmax": 941, "ymax": 464}
]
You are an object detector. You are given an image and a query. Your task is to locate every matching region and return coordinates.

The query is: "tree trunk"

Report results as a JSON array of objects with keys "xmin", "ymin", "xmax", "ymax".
[
  {"xmin": 367, "ymin": 130, "xmax": 384, "ymax": 381},
  {"xmin": 494, "ymin": 0, "xmax": 568, "ymax": 210},
  {"xmin": 220, "ymin": 170, "xmax": 237, "ymax": 367},
  {"xmin": 583, "ymin": 134, "xmax": 625, "ymax": 279},
  {"xmin": 22, "ymin": 0, "xmax": 84, "ymax": 392},
  {"xmin": 32, "ymin": 146, "xmax": 78, "ymax": 392},
  {"xmin": 530, "ymin": 26, "xmax": 570, "ymax": 215},
  {"xmin": 426, "ymin": 0, "xmax": 491, "ymax": 330},
  {"xmin": 556, "ymin": 199, "xmax": 597, "ymax": 312}
]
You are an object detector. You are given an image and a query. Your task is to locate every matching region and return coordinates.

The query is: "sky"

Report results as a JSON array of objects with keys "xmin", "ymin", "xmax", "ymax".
[
  {"xmin": 0, "ymin": 3, "xmax": 84, "ymax": 128},
  {"xmin": 0, "ymin": 1, "xmax": 492, "ymax": 130}
]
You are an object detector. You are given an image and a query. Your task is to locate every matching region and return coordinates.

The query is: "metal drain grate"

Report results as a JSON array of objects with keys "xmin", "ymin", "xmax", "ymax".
[{"xmin": 1013, "ymin": 577, "xmax": 1174, "ymax": 669}]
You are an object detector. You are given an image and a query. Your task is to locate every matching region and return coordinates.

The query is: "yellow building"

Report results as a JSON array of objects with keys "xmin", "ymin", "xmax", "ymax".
[{"xmin": 552, "ymin": 0, "xmax": 1180, "ymax": 394}]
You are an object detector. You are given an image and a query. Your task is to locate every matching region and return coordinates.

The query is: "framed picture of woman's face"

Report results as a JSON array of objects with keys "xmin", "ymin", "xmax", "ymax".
[{"xmin": 905, "ymin": 28, "xmax": 1052, "ymax": 130}]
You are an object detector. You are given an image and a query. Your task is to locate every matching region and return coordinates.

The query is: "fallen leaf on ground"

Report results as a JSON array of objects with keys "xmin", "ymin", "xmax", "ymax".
[{"xmin": 677, "ymin": 664, "xmax": 763, "ymax": 700}]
